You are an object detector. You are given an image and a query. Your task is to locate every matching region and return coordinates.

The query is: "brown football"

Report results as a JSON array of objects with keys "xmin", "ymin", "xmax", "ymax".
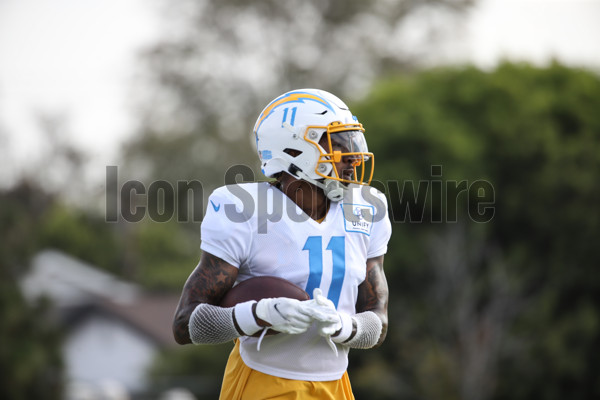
[{"xmin": 220, "ymin": 276, "xmax": 310, "ymax": 336}]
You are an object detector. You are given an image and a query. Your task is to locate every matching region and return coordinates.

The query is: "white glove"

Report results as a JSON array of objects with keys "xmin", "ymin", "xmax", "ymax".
[
  {"xmin": 307, "ymin": 288, "xmax": 342, "ymax": 336},
  {"xmin": 301, "ymin": 288, "xmax": 347, "ymax": 356},
  {"xmin": 255, "ymin": 297, "xmax": 313, "ymax": 335},
  {"xmin": 304, "ymin": 288, "xmax": 355, "ymax": 353}
]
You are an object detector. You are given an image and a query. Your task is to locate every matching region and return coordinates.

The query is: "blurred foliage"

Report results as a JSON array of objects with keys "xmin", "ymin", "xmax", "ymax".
[
  {"xmin": 39, "ymin": 204, "xmax": 125, "ymax": 275},
  {"xmin": 132, "ymin": 220, "xmax": 199, "ymax": 291},
  {"xmin": 348, "ymin": 62, "xmax": 600, "ymax": 400},
  {"xmin": 0, "ymin": 284, "xmax": 64, "ymax": 400},
  {"xmin": 0, "ymin": 182, "xmax": 63, "ymax": 400}
]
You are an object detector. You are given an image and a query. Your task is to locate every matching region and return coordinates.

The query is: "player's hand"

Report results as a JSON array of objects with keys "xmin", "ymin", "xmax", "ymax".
[
  {"xmin": 301, "ymin": 288, "xmax": 348, "ymax": 356},
  {"xmin": 255, "ymin": 297, "xmax": 313, "ymax": 334},
  {"xmin": 305, "ymin": 288, "xmax": 343, "ymax": 336}
]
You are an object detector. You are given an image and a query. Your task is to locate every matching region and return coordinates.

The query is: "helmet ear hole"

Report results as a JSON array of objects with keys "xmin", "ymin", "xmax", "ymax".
[{"xmin": 283, "ymin": 148, "xmax": 303, "ymax": 158}]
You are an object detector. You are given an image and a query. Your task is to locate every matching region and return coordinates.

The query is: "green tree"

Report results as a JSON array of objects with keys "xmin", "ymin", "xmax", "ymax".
[
  {"xmin": 0, "ymin": 182, "xmax": 63, "ymax": 400},
  {"xmin": 132, "ymin": 220, "xmax": 200, "ymax": 291},
  {"xmin": 38, "ymin": 204, "xmax": 126, "ymax": 276},
  {"xmin": 350, "ymin": 62, "xmax": 600, "ymax": 400}
]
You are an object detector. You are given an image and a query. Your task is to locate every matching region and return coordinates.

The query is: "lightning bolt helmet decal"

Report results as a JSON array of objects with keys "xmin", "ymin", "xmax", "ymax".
[{"xmin": 254, "ymin": 91, "xmax": 336, "ymax": 132}]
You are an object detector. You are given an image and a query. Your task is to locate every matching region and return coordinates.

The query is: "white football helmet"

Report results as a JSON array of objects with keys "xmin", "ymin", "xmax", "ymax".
[{"xmin": 253, "ymin": 89, "xmax": 373, "ymax": 201}]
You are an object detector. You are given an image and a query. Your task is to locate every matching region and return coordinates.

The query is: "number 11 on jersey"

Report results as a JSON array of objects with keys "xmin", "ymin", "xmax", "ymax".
[{"xmin": 303, "ymin": 236, "xmax": 345, "ymax": 308}]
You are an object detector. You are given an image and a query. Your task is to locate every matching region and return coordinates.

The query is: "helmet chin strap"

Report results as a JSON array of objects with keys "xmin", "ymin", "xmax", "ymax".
[{"xmin": 295, "ymin": 170, "xmax": 345, "ymax": 202}]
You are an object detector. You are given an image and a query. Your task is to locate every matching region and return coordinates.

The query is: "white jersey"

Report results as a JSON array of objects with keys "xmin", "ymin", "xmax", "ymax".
[{"xmin": 200, "ymin": 182, "xmax": 392, "ymax": 381}]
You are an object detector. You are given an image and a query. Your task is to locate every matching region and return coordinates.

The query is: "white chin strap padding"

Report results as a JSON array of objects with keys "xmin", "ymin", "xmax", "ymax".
[
  {"xmin": 296, "ymin": 170, "xmax": 345, "ymax": 202},
  {"xmin": 323, "ymin": 180, "xmax": 344, "ymax": 202}
]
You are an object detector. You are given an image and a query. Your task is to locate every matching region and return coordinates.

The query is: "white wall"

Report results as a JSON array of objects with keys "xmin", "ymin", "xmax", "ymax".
[{"xmin": 63, "ymin": 313, "xmax": 158, "ymax": 392}]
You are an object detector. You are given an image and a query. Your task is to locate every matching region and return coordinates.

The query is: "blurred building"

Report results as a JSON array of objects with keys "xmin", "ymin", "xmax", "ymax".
[{"xmin": 20, "ymin": 249, "xmax": 183, "ymax": 399}]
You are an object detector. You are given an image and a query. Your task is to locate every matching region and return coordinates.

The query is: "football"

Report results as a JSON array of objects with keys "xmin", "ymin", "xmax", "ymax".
[
  {"xmin": 220, "ymin": 276, "xmax": 310, "ymax": 337},
  {"xmin": 220, "ymin": 276, "xmax": 309, "ymax": 307}
]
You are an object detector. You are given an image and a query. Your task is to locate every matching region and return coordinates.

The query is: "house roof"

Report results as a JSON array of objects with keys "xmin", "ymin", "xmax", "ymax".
[
  {"xmin": 100, "ymin": 294, "xmax": 181, "ymax": 347},
  {"xmin": 21, "ymin": 249, "xmax": 182, "ymax": 348},
  {"xmin": 21, "ymin": 249, "xmax": 139, "ymax": 307}
]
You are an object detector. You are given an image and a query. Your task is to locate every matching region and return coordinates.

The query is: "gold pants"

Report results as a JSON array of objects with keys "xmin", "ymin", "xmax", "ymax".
[{"xmin": 219, "ymin": 340, "xmax": 355, "ymax": 400}]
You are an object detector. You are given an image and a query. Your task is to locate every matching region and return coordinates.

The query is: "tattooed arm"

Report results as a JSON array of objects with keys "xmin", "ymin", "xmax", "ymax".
[
  {"xmin": 354, "ymin": 255, "xmax": 389, "ymax": 347},
  {"xmin": 173, "ymin": 251, "xmax": 239, "ymax": 345}
]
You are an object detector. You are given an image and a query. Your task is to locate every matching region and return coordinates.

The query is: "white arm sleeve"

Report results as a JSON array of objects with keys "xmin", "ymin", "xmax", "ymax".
[
  {"xmin": 344, "ymin": 311, "xmax": 383, "ymax": 349},
  {"xmin": 189, "ymin": 304, "xmax": 240, "ymax": 345},
  {"xmin": 188, "ymin": 301, "xmax": 262, "ymax": 345}
]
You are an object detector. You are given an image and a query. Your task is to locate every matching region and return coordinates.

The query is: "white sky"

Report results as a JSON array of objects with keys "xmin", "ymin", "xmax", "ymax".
[
  {"xmin": 0, "ymin": 0, "xmax": 160, "ymax": 185},
  {"xmin": 464, "ymin": 0, "xmax": 600, "ymax": 67},
  {"xmin": 0, "ymin": 0, "xmax": 599, "ymax": 188}
]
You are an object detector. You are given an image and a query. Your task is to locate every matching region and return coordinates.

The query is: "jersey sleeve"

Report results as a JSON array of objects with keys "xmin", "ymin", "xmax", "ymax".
[
  {"xmin": 367, "ymin": 189, "xmax": 392, "ymax": 259},
  {"xmin": 200, "ymin": 186, "xmax": 253, "ymax": 268}
]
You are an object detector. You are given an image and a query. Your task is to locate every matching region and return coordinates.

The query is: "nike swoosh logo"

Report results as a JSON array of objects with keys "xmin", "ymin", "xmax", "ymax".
[
  {"xmin": 273, "ymin": 303, "xmax": 289, "ymax": 321},
  {"xmin": 210, "ymin": 200, "xmax": 221, "ymax": 212}
]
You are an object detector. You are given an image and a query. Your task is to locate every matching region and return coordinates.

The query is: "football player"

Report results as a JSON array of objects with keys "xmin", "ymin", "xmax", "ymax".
[{"xmin": 173, "ymin": 89, "xmax": 392, "ymax": 399}]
